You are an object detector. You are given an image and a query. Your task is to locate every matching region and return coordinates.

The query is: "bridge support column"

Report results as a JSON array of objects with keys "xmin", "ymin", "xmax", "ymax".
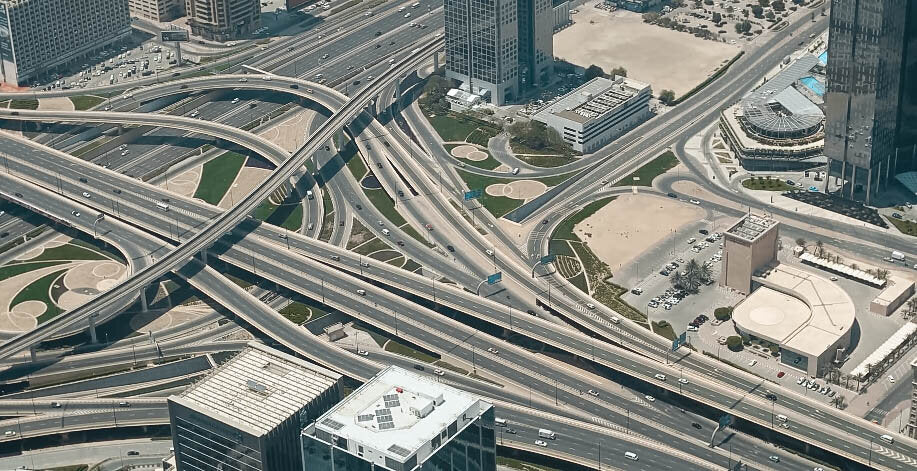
[
  {"xmin": 433, "ymin": 51, "xmax": 440, "ymax": 71},
  {"xmin": 140, "ymin": 288, "xmax": 149, "ymax": 312},
  {"xmin": 88, "ymin": 313, "xmax": 98, "ymax": 344},
  {"xmin": 200, "ymin": 248, "xmax": 208, "ymax": 264},
  {"xmin": 29, "ymin": 345, "xmax": 37, "ymax": 362}
]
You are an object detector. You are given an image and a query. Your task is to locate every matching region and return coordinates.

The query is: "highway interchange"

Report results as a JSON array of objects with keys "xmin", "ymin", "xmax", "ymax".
[{"xmin": 0, "ymin": 1, "xmax": 915, "ymax": 470}]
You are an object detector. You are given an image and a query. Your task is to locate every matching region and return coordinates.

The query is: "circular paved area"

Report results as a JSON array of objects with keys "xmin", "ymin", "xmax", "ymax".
[
  {"xmin": 466, "ymin": 150, "xmax": 488, "ymax": 161},
  {"xmin": 450, "ymin": 145, "xmax": 476, "ymax": 159},
  {"xmin": 485, "ymin": 180, "xmax": 547, "ymax": 200},
  {"xmin": 748, "ymin": 306, "xmax": 786, "ymax": 326},
  {"xmin": 0, "ymin": 300, "xmax": 47, "ymax": 331}
]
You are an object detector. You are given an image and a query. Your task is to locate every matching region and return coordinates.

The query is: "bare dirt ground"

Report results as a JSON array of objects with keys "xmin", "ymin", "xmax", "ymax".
[
  {"xmin": 555, "ymin": 8, "xmax": 739, "ymax": 96},
  {"xmin": 217, "ymin": 167, "xmax": 272, "ymax": 209},
  {"xmin": 37, "ymin": 97, "xmax": 74, "ymax": 112},
  {"xmin": 574, "ymin": 193, "xmax": 705, "ymax": 268},
  {"xmin": 260, "ymin": 109, "xmax": 315, "ymax": 153}
]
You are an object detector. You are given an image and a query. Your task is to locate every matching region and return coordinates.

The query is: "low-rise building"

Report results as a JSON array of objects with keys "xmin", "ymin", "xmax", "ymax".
[
  {"xmin": 720, "ymin": 213, "xmax": 779, "ymax": 294},
  {"xmin": 719, "ymin": 54, "xmax": 826, "ymax": 170},
  {"xmin": 869, "ymin": 277, "xmax": 915, "ymax": 316},
  {"xmin": 129, "ymin": 0, "xmax": 185, "ymax": 22},
  {"xmin": 168, "ymin": 343, "xmax": 342, "ymax": 471},
  {"xmin": 301, "ymin": 365, "xmax": 496, "ymax": 471},
  {"xmin": 532, "ymin": 76, "xmax": 653, "ymax": 153},
  {"xmin": 0, "ymin": 0, "xmax": 131, "ymax": 86}
]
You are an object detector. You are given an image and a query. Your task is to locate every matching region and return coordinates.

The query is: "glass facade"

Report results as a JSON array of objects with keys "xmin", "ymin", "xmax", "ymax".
[
  {"xmin": 824, "ymin": 0, "xmax": 917, "ymax": 200},
  {"xmin": 301, "ymin": 409, "xmax": 496, "ymax": 471}
]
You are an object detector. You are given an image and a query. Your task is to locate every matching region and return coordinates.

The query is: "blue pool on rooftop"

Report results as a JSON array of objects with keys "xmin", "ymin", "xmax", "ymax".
[
  {"xmin": 818, "ymin": 51, "xmax": 828, "ymax": 64},
  {"xmin": 800, "ymin": 76, "xmax": 825, "ymax": 96}
]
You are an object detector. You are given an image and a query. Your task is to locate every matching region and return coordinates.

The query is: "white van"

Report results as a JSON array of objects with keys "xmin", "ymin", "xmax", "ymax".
[
  {"xmin": 494, "ymin": 418, "xmax": 507, "ymax": 427},
  {"xmin": 412, "ymin": 2, "xmax": 420, "ymax": 7},
  {"xmin": 156, "ymin": 202, "xmax": 170, "ymax": 211},
  {"xmin": 356, "ymin": 289, "xmax": 366, "ymax": 296},
  {"xmin": 537, "ymin": 429, "xmax": 555, "ymax": 440},
  {"xmin": 776, "ymin": 414, "xmax": 788, "ymax": 423},
  {"xmin": 306, "ymin": 190, "xmax": 314, "ymax": 200},
  {"xmin": 381, "ymin": 228, "xmax": 391, "ymax": 237},
  {"xmin": 512, "ymin": 167, "xmax": 520, "ymax": 175},
  {"xmin": 880, "ymin": 434, "xmax": 894, "ymax": 444},
  {"xmin": 624, "ymin": 452, "xmax": 638, "ymax": 461}
]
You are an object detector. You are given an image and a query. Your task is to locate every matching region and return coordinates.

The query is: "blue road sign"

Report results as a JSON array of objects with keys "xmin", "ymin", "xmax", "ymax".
[
  {"xmin": 679, "ymin": 331, "xmax": 687, "ymax": 344},
  {"xmin": 487, "ymin": 272, "xmax": 502, "ymax": 285},
  {"xmin": 464, "ymin": 189, "xmax": 482, "ymax": 201},
  {"xmin": 540, "ymin": 254, "xmax": 556, "ymax": 264},
  {"xmin": 672, "ymin": 339, "xmax": 680, "ymax": 352}
]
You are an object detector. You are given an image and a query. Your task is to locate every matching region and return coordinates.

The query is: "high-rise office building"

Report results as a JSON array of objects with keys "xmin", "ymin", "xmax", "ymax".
[
  {"xmin": 908, "ymin": 356, "xmax": 916, "ymax": 438},
  {"xmin": 824, "ymin": 0, "xmax": 917, "ymax": 202},
  {"xmin": 444, "ymin": 0, "xmax": 553, "ymax": 105},
  {"xmin": 301, "ymin": 366, "xmax": 497, "ymax": 471},
  {"xmin": 184, "ymin": 0, "xmax": 261, "ymax": 41},
  {"xmin": 0, "ymin": 0, "xmax": 131, "ymax": 86},
  {"xmin": 129, "ymin": 0, "xmax": 185, "ymax": 22},
  {"xmin": 168, "ymin": 343, "xmax": 342, "ymax": 471}
]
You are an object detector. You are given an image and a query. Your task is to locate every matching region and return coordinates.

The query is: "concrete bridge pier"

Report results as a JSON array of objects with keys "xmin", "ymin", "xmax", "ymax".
[
  {"xmin": 88, "ymin": 312, "xmax": 98, "ymax": 344},
  {"xmin": 140, "ymin": 287, "xmax": 149, "ymax": 312}
]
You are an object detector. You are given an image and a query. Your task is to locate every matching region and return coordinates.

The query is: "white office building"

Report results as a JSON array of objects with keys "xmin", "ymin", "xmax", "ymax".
[
  {"xmin": 168, "ymin": 343, "xmax": 342, "ymax": 471},
  {"xmin": 0, "ymin": 0, "xmax": 131, "ymax": 86},
  {"xmin": 532, "ymin": 76, "xmax": 653, "ymax": 153},
  {"xmin": 301, "ymin": 366, "xmax": 497, "ymax": 471}
]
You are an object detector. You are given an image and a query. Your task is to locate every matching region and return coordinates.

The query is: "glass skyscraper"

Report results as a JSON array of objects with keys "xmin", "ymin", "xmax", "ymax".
[
  {"xmin": 824, "ymin": 0, "xmax": 917, "ymax": 201},
  {"xmin": 444, "ymin": 0, "xmax": 553, "ymax": 105}
]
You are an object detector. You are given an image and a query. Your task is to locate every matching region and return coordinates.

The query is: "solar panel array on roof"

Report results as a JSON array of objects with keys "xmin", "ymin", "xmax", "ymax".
[
  {"xmin": 322, "ymin": 418, "xmax": 345, "ymax": 430},
  {"xmin": 375, "ymin": 408, "xmax": 390, "ymax": 416},
  {"xmin": 379, "ymin": 422, "xmax": 396, "ymax": 430},
  {"xmin": 357, "ymin": 414, "xmax": 375, "ymax": 422},
  {"xmin": 388, "ymin": 444, "xmax": 412, "ymax": 457}
]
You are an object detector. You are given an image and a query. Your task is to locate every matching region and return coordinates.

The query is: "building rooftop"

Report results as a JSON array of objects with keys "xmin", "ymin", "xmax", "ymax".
[
  {"xmin": 740, "ymin": 54, "xmax": 824, "ymax": 137},
  {"xmin": 735, "ymin": 263, "xmax": 856, "ymax": 357},
  {"xmin": 171, "ymin": 343, "xmax": 341, "ymax": 436},
  {"xmin": 312, "ymin": 366, "xmax": 485, "ymax": 465},
  {"xmin": 534, "ymin": 76, "xmax": 650, "ymax": 124},
  {"xmin": 726, "ymin": 213, "xmax": 778, "ymax": 242}
]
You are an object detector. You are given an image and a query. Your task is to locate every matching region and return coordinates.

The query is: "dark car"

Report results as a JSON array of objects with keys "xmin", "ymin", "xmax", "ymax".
[
  {"xmin": 127, "ymin": 451, "xmax": 140, "ymax": 456},
  {"xmin": 113, "ymin": 188, "xmax": 122, "ymax": 194},
  {"xmin": 413, "ymin": 364, "xmax": 424, "ymax": 371},
  {"xmin": 699, "ymin": 229, "xmax": 709, "ymax": 235},
  {"xmin": 339, "ymin": 221, "xmax": 345, "ymax": 226},
  {"xmin": 376, "ymin": 44, "xmax": 382, "ymax": 48},
  {"xmin": 397, "ymin": 190, "xmax": 405, "ymax": 197},
  {"xmin": 667, "ymin": 192, "xmax": 678, "ymax": 198},
  {"xmin": 376, "ymin": 162, "xmax": 383, "ymax": 169},
  {"xmin": 765, "ymin": 393, "xmax": 778, "ymax": 401},
  {"xmin": 290, "ymin": 84, "xmax": 299, "ymax": 89},
  {"xmin": 526, "ymin": 310, "xmax": 535, "ymax": 315},
  {"xmin": 79, "ymin": 177, "xmax": 88, "ymax": 183},
  {"xmin": 691, "ymin": 422, "xmax": 702, "ymax": 429},
  {"xmin": 375, "ymin": 31, "xmax": 382, "ymax": 36},
  {"xmin": 892, "ymin": 212, "xmax": 903, "ymax": 219},
  {"xmin": 542, "ymin": 219, "xmax": 549, "ymax": 225},
  {"xmin": 352, "ymin": 80, "xmax": 361, "ymax": 86},
  {"xmin": 180, "ymin": 84, "xmax": 188, "ymax": 89},
  {"xmin": 397, "ymin": 240, "xmax": 405, "ymax": 246},
  {"xmin": 355, "ymin": 204, "xmax": 362, "ymax": 210},
  {"xmin": 446, "ymin": 245, "xmax": 455, "ymax": 253}
]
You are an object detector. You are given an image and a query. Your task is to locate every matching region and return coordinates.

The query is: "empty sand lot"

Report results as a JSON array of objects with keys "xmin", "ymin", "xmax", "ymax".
[
  {"xmin": 573, "ymin": 193, "xmax": 705, "ymax": 268},
  {"xmin": 555, "ymin": 8, "xmax": 739, "ymax": 97}
]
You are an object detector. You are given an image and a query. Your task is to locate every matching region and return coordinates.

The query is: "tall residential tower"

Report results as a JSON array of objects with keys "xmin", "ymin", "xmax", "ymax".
[
  {"xmin": 0, "ymin": 0, "xmax": 131, "ymax": 86},
  {"xmin": 184, "ymin": 0, "xmax": 261, "ymax": 41},
  {"xmin": 444, "ymin": 0, "xmax": 553, "ymax": 105},
  {"xmin": 824, "ymin": 0, "xmax": 917, "ymax": 201}
]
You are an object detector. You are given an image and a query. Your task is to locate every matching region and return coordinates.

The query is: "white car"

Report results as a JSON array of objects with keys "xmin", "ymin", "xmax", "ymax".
[
  {"xmin": 231, "ymin": 97, "xmax": 240, "ymax": 104},
  {"xmin": 678, "ymin": 378, "xmax": 689, "ymax": 384},
  {"xmin": 356, "ymin": 349, "xmax": 368, "ymax": 356},
  {"xmin": 654, "ymin": 374, "xmax": 666, "ymax": 381},
  {"xmin": 888, "ymin": 375, "xmax": 896, "ymax": 383},
  {"xmin": 644, "ymin": 395, "xmax": 655, "ymax": 402},
  {"xmin": 433, "ymin": 369, "xmax": 445, "ymax": 376},
  {"xmin": 587, "ymin": 389, "xmax": 599, "ymax": 397},
  {"xmin": 487, "ymin": 347, "xmax": 499, "ymax": 354},
  {"xmin": 82, "ymin": 192, "xmax": 91, "ymax": 198},
  {"xmin": 748, "ymin": 360, "xmax": 757, "ymax": 367},
  {"xmin": 689, "ymin": 199, "xmax": 700, "ymax": 205},
  {"xmin": 534, "ymin": 440, "xmax": 547, "ymax": 447},
  {"xmin": 585, "ymin": 303, "xmax": 596, "ymax": 310},
  {"xmin": 71, "ymin": 211, "xmax": 80, "ymax": 217},
  {"xmin": 485, "ymin": 249, "xmax": 494, "ymax": 256}
]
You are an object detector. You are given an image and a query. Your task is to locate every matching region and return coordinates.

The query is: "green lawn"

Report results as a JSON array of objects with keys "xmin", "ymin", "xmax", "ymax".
[
  {"xmin": 400, "ymin": 223, "xmax": 434, "ymax": 248},
  {"xmin": 364, "ymin": 188, "xmax": 407, "ymax": 226},
  {"xmin": 568, "ymin": 272, "xmax": 588, "ymax": 293},
  {"xmin": 353, "ymin": 237, "xmax": 393, "ymax": 256},
  {"xmin": 454, "ymin": 170, "xmax": 522, "ymax": 218},
  {"xmin": 551, "ymin": 197, "xmax": 616, "ymax": 242},
  {"xmin": 0, "ymin": 261, "xmax": 66, "ymax": 282},
  {"xmin": 548, "ymin": 239, "xmax": 576, "ymax": 257},
  {"xmin": 31, "ymin": 243, "xmax": 107, "ymax": 262},
  {"xmin": 69, "ymin": 95, "xmax": 105, "ymax": 111},
  {"xmin": 614, "ymin": 151, "xmax": 679, "ymax": 187},
  {"xmin": 652, "ymin": 321, "xmax": 678, "ymax": 341},
  {"xmin": 11, "ymin": 269, "xmax": 67, "ymax": 324},
  {"xmin": 384, "ymin": 339, "xmax": 439, "ymax": 363},
  {"xmin": 280, "ymin": 302, "xmax": 311, "ymax": 324},
  {"xmin": 516, "ymin": 154, "xmax": 577, "ymax": 168},
  {"xmin": 742, "ymin": 177, "xmax": 795, "ymax": 191},
  {"xmin": 346, "ymin": 152, "xmax": 368, "ymax": 180},
  {"xmin": 403, "ymin": 259, "xmax": 422, "ymax": 273},
  {"xmin": 369, "ymin": 249, "xmax": 401, "ymax": 262},
  {"xmin": 427, "ymin": 114, "xmax": 487, "ymax": 142},
  {"xmin": 9, "ymin": 99, "xmax": 38, "ymax": 110},
  {"xmin": 193, "ymin": 151, "xmax": 247, "ymax": 205},
  {"xmin": 887, "ymin": 216, "xmax": 917, "ymax": 237},
  {"xmin": 444, "ymin": 144, "xmax": 502, "ymax": 171},
  {"xmin": 592, "ymin": 282, "xmax": 648, "ymax": 326},
  {"xmin": 253, "ymin": 190, "xmax": 303, "ymax": 232},
  {"xmin": 510, "ymin": 140, "xmax": 577, "ymax": 157}
]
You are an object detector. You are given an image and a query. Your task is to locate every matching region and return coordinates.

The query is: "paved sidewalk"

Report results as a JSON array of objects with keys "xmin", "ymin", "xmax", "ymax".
[{"xmin": 845, "ymin": 342, "xmax": 917, "ymax": 417}]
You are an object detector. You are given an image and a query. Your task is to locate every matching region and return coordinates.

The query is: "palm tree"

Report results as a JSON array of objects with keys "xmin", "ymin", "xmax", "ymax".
[
  {"xmin": 815, "ymin": 239, "xmax": 824, "ymax": 256},
  {"xmin": 795, "ymin": 237, "xmax": 806, "ymax": 248},
  {"xmin": 831, "ymin": 394, "xmax": 847, "ymax": 409}
]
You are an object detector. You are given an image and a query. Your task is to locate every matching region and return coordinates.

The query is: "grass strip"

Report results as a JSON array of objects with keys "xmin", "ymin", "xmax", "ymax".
[
  {"xmin": 364, "ymin": 188, "xmax": 407, "ymax": 226},
  {"xmin": 30, "ymin": 243, "xmax": 107, "ymax": 262},
  {"xmin": 886, "ymin": 216, "xmax": 917, "ymax": 237},
  {"xmin": 353, "ymin": 237, "xmax": 392, "ymax": 256},
  {"xmin": 280, "ymin": 302, "xmax": 311, "ymax": 324},
  {"xmin": 0, "ymin": 261, "xmax": 66, "ymax": 282},
  {"xmin": 193, "ymin": 151, "xmax": 246, "ymax": 205},
  {"xmin": 69, "ymin": 95, "xmax": 105, "ymax": 111},
  {"xmin": 10, "ymin": 99, "xmax": 38, "ymax": 110},
  {"xmin": 614, "ymin": 151, "xmax": 679, "ymax": 187},
  {"xmin": 742, "ymin": 177, "xmax": 795, "ymax": 191},
  {"xmin": 385, "ymin": 339, "xmax": 439, "ymax": 363},
  {"xmin": 11, "ymin": 269, "xmax": 67, "ymax": 324}
]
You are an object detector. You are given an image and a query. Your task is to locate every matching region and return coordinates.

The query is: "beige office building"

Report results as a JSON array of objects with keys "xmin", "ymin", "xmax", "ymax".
[
  {"xmin": 720, "ymin": 214, "xmax": 779, "ymax": 294},
  {"xmin": 129, "ymin": 0, "xmax": 185, "ymax": 21},
  {"xmin": 185, "ymin": 0, "xmax": 261, "ymax": 41}
]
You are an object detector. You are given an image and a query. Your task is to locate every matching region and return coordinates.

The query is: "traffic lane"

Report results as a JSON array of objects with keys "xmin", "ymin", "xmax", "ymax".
[
  {"xmin": 4, "ymin": 146, "xmax": 900, "ymax": 468},
  {"xmin": 0, "ymin": 408, "xmax": 170, "ymax": 439}
]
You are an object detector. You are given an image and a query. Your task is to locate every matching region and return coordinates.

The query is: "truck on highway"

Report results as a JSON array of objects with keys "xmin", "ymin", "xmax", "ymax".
[
  {"xmin": 538, "ymin": 429, "xmax": 556, "ymax": 440},
  {"xmin": 891, "ymin": 250, "xmax": 905, "ymax": 262}
]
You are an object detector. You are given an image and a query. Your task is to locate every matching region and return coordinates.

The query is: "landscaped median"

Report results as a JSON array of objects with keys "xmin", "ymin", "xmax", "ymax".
[
  {"xmin": 614, "ymin": 150, "xmax": 679, "ymax": 187},
  {"xmin": 69, "ymin": 95, "xmax": 106, "ymax": 111},
  {"xmin": 548, "ymin": 196, "xmax": 649, "ymax": 328},
  {"xmin": 193, "ymin": 151, "xmax": 247, "ymax": 205},
  {"xmin": 456, "ymin": 170, "xmax": 574, "ymax": 218},
  {"xmin": 741, "ymin": 176, "xmax": 795, "ymax": 192}
]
